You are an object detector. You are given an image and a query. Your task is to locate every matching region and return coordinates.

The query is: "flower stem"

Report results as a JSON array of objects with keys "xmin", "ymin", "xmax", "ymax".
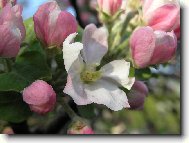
[
  {"xmin": 61, "ymin": 97, "xmax": 78, "ymax": 119},
  {"xmin": 120, "ymin": 10, "xmax": 138, "ymax": 36},
  {"xmin": 4, "ymin": 59, "xmax": 12, "ymax": 72}
]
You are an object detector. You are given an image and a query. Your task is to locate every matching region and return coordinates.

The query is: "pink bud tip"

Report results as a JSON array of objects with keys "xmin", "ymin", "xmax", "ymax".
[
  {"xmin": 97, "ymin": 0, "xmax": 122, "ymax": 15},
  {"xmin": 33, "ymin": 1, "xmax": 77, "ymax": 48},
  {"xmin": 130, "ymin": 26, "xmax": 177, "ymax": 68},
  {"xmin": 2, "ymin": 127, "xmax": 14, "ymax": 134},
  {"xmin": 142, "ymin": 0, "xmax": 180, "ymax": 38},
  {"xmin": 67, "ymin": 121, "xmax": 95, "ymax": 134},
  {"xmin": 0, "ymin": 0, "xmax": 17, "ymax": 8},
  {"xmin": 23, "ymin": 80, "xmax": 56, "ymax": 114}
]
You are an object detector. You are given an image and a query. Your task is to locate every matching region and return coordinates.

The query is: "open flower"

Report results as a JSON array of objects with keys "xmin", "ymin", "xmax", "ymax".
[{"xmin": 63, "ymin": 24, "xmax": 135, "ymax": 111}]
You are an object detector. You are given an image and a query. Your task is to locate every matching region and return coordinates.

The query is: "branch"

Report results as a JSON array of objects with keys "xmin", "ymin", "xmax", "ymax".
[{"xmin": 69, "ymin": 0, "xmax": 85, "ymax": 28}]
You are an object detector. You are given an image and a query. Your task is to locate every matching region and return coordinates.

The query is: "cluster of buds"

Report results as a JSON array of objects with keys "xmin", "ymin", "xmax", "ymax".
[
  {"xmin": 0, "ymin": 0, "xmax": 180, "ymax": 135},
  {"xmin": 129, "ymin": 0, "xmax": 180, "ymax": 68}
]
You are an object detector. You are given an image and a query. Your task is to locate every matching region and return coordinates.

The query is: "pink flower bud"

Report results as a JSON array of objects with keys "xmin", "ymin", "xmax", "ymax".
[
  {"xmin": 142, "ymin": 0, "xmax": 180, "ymax": 38},
  {"xmin": 67, "ymin": 121, "xmax": 94, "ymax": 134},
  {"xmin": 97, "ymin": 0, "xmax": 122, "ymax": 15},
  {"xmin": 23, "ymin": 80, "xmax": 56, "ymax": 114},
  {"xmin": 130, "ymin": 26, "xmax": 177, "ymax": 68},
  {"xmin": 33, "ymin": 1, "xmax": 77, "ymax": 48},
  {"xmin": 0, "ymin": 0, "xmax": 17, "ymax": 8},
  {"xmin": 0, "ymin": 4, "xmax": 25, "ymax": 57},
  {"xmin": 128, "ymin": 81, "xmax": 148, "ymax": 110},
  {"xmin": 2, "ymin": 127, "xmax": 14, "ymax": 134}
]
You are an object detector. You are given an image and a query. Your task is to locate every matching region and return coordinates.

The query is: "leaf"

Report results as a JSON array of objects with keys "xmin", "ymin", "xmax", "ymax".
[
  {"xmin": 23, "ymin": 17, "xmax": 36, "ymax": 44},
  {"xmin": 0, "ymin": 92, "xmax": 32, "ymax": 123},
  {"xmin": 14, "ymin": 42, "xmax": 51, "ymax": 82},
  {"xmin": 129, "ymin": 67, "xmax": 135, "ymax": 77},
  {"xmin": 135, "ymin": 68, "xmax": 152, "ymax": 80},
  {"xmin": 0, "ymin": 72, "xmax": 28, "ymax": 92},
  {"xmin": 0, "ymin": 42, "xmax": 52, "ymax": 92},
  {"xmin": 75, "ymin": 26, "xmax": 83, "ymax": 42}
]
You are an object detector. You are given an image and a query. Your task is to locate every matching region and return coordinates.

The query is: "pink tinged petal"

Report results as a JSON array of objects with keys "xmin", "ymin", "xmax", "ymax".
[
  {"xmin": 0, "ymin": 4, "xmax": 26, "ymax": 41},
  {"xmin": 127, "ymin": 81, "xmax": 148, "ymax": 110},
  {"xmin": 97, "ymin": 0, "xmax": 122, "ymax": 15},
  {"xmin": 23, "ymin": 80, "xmax": 56, "ymax": 114},
  {"xmin": 49, "ymin": 11, "xmax": 77, "ymax": 47},
  {"xmin": 33, "ymin": 1, "xmax": 60, "ymax": 46},
  {"xmin": 0, "ymin": 24, "xmax": 21, "ymax": 58},
  {"xmin": 101, "ymin": 60, "xmax": 135, "ymax": 90},
  {"xmin": 142, "ymin": 0, "xmax": 153, "ymax": 14},
  {"xmin": 2, "ymin": 127, "xmax": 14, "ymax": 134},
  {"xmin": 63, "ymin": 33, "xmax": 84, "ymax": 73},
  {"xmin": 82, "ymin": 24, "xmax": 108, "ymax": 66},
  {"xmin": 34, "ymin": 1, "xmax": 77, "ymax": 48},
  {"xmin": 174, "ymin": 26, "xmax": 180, "ymax": 39},
  {"xmin": 147, "ymin": 4, "xmax": 180, "ymax": 31},
  {"xmin": 64, "ymin": 75, "xmax": 92, "ymax": 105},
  {"xmin": 81, "ymin": 126, "xmax": 95, "ymax": 134},
  {"xmin": 0, "ymin": 0, "xmax": 17, "ymax": 8},
  {"xmin": 84, "ymin": 79, "xmax": 130, "ymax": 111},
  {"xmin": 130, "ymin": 26, "xmax": 156, "ymax": 68},
  {"xmin": 67, "ymin": 121, "xmax": 94, "ymax": 134},
  {"xmin": 150, "ymin": 31, "xmax": 177, "ymax": 65}
]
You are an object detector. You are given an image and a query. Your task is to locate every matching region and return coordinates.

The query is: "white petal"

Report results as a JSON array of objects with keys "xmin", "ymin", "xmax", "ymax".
[
  {"xmin": 63, "ymin": 33, "xmax": 84, "ymax": 72},
  {"xmin": 64, "ymin": 75, "xmax": 92, "ymax": 105},
  {"xmin": 101, "ymin": 60, "xmax": 135, "ymax": 90},
  {"xmin": 84, "ymin": 79, "xmax": 130, "ymax": 111},
  {"xmin": 82, "ymin": 24, "xmax": 108, "ymax": 66}
]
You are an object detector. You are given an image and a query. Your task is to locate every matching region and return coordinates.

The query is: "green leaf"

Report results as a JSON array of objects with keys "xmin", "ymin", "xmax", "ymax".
[
  {"xmin": 0, "ymin": 42, "xmax": 52, "ymax": 92},
  {"xmin": 77, "ymin": 104, "xmax": 96, "ymax": 119},
  {"xmin": 0, "ymin": 92, "xmax": 32, "ymax": 123},
  {"xmin": 75, "ymin": 26, "xmax": 83, "ymax": 42},
  {"xmin": 135, "ymin": 68, "xmax": 152, "ymax": 80},
  {"xmin": 14, "ymin": 42, "xmax": 51, "ymax": 82},
  {"xmin": 0, "ymin": 72, "xmax": 28, "ymax": 92},
  {"xmin": 23, "ymin": 17, "xmax": 36, "ymax": 44},
  {"xmin": 129, "ymin": 67, "xmax": 135, "ymax": 77}
]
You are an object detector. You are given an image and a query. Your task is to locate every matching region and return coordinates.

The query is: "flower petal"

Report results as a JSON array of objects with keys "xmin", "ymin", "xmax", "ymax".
[
  {"xmin": 130, "ymin": 26, "xmax": 156, "ymax": 68},
  {"xmin": 81, "ymin": 24, "xmax": 108, "ymax": 66},
  {"xmin": 101, "ymin": 60, "xmax": 135, "ymax": 90},
  {"xmin": 63, "ymin": 33, "xmax": 84, "ymax": 73},
  {"xmin": 0, "ymin": 4, "xmax": 26, "ymax": 41},
  {"xmin": 0, "ymin": 24, "xmax": 21, "ymax": 58},
  {"xmin": 64, "ymin": 75, "xmax": 92, "ymax": 105},
  {"xmin": 84, "ymin": 79, "xmax": 130, "ymax": 111},
  {"xmin": 150, "ymin": 30, "xmax": 177, "ymax": 65}
]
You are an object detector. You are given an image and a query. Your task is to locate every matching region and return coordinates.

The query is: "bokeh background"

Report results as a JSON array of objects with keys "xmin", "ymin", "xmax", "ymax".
[{"xmin": 0, "ymin": 0, "xmax": 180, "ymax": 134}]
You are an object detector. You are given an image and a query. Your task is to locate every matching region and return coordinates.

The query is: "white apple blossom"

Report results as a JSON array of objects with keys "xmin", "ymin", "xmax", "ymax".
[{"xmin": 63, "ymin": 24, "xmax": 135, "ymax": 111}]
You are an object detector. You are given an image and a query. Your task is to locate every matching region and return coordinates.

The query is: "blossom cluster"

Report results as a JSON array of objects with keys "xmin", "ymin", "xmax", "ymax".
[{"xmin": 0, "ymin": 0, "xmax": 180, "ymax": 134}]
